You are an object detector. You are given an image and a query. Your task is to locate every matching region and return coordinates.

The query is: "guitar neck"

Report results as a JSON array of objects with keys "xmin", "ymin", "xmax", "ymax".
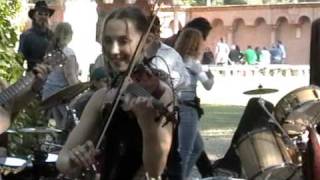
[{"xmin": 0, "ymin": 73, "xmax": 35, "ymax": 106}]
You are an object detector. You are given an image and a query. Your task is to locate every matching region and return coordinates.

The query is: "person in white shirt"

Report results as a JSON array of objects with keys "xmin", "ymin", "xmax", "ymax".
[
  {"xmin": 259, "ymin": 47, "xmax": 271, "ymax": 65},
  {"xmin": 143, "ymin": 16, "xmax": 190, "ymax": 93},
  {"xmin": 214, "ymin": 38, "xmax": 230, "ymax": 66}
]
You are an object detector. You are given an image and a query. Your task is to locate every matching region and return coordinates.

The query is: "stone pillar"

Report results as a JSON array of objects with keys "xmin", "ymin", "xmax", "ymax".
[
  {"xmin": 271, "ymin": 25, "xmax": 278, "ymax": 45},
  {"xmin": 227, "ymin": 26, "xmax": 234, "ymax": 45},
  {"xmin": 295, "ymin": 24, "xmax": 302, "ymax": 38}
]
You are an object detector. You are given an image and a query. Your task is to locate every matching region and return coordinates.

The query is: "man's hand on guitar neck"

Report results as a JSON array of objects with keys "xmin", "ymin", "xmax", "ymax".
[{"xmin": 31, "ymin": 64, "xmax": 51, "ymax": 92}]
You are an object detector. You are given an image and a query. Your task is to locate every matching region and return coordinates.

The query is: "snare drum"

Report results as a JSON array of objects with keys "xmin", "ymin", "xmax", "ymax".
[
  {"xmin": 235, "ymin": 128, "xmax": 297, "ymax": 180},
  {"xmin": 0, "ymin": 157, "xmax": 27, "ymax": 175},
  {"xmin": 275, "ymin": 86, "xmax": 320, "ymax": 137},
  {"xmin": 275, "ymin": 85, "xmax": 320, "ymax": 124}
]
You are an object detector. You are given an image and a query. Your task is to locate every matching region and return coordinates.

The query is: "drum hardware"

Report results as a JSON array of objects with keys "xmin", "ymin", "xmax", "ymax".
[
  {"xmin": 258, "ymin": 98, "xmax": 296, "ymax": 149},
  {"xmin": 66, "ymin": 105, "xmax": 79, "ymax": 126},
  {"xmin": 43, "ymin": 142, "xmax": 63, "ymax": 150},
  {"xmin": 41, "ymin": 82, "xmax": 91, "ymax": 109},
  {"xmin": 5, "ymin": 129, "xmax": 17, "ymax": 134},
  {"xmin": 243, "ymin": 85, "xmax": 278, "ymax": 95},
  {"xmin": 17, "ymin": 127, "xmax": 63, "ymax": 134}
]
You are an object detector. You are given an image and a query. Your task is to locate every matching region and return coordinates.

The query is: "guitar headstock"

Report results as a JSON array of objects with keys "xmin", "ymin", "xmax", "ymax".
[{"xmin": 42, "ymin": 49, "xmax": 66, "ymax": 68}]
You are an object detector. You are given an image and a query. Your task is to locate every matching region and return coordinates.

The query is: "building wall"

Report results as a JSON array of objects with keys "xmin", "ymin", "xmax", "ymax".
[
  {"xmin": 93, "ymin": 2, "xmax": 320, "ymax": 64},
  {"xmin": 158, "ymin": 3, "xmax": 320, "ymax": 64}
]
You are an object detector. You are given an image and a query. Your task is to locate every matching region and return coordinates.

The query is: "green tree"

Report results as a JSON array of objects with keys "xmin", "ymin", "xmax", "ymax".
[
  {"xmin": 0, "ymin": 0, "xmax": 24, "ymax": 83},
  {"xmin": 0, "ymin": 1, "xmax": 46, "ymax": 156}
]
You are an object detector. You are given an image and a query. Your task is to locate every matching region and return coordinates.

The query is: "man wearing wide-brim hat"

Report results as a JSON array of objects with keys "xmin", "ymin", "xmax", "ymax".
[{"xmin": 18, "ymin": 1, "xmax": 55, "ymax": 71}]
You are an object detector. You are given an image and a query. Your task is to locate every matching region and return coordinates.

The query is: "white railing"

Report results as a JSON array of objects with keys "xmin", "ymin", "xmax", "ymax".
[{"xmin": 203, "ymin": 64, "xmax": 309, "ymax": 77}]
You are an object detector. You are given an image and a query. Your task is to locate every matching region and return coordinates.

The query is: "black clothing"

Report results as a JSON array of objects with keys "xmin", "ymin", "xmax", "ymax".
[
  {"xmin": 202, "ymin": 51, "xmax": 214, "ymax": 65},
  {"xmin": 101, "ymin": 104, "xmax": 143, "ymax": 180},
  {"xmin": 229, "ymin": 50, "xmax": 243, "ymax": 64},
  {"xmin": 18, "ymin": 26, "xmax": 53, "ymax": 71},
  {"xmin": 213, "ymin": 98, "xmax": 274, "ymax": 175}
]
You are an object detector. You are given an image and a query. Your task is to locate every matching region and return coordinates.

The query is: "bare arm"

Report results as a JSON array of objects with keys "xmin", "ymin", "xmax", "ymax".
[
  {"xmin": 56, "ymin": 88, "xmax": 107, "ymax": 177},
  {"xmin": 125, "ymin": 81, "xmax": 174, "ymax": 177},
  {"xmin": 63, "ymin": 55, "xmax": 79, "ymax": 85}
]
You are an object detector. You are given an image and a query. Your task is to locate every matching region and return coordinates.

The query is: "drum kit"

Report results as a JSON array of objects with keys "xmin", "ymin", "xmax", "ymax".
[
  {"xmin": 0, "ymin": 82, "xmax": 90, "ymax": 179},
  {"xmin": 2, "ymin": 81, "xmax": 320, "ymax": 179},
  {"xmin": 233, "ymin": 85, "xmax": 320, "ymax": 180}
]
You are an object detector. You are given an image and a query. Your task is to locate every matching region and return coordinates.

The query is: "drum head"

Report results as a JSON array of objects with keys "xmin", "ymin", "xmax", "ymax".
[
  {"xmin": 284, "ymin": 102, "xmax": 320, "ymax": 135},
  {"xmin": 45, "ymin": 153, "xmax": 58, "ymax": 163},
  {"xmin": 0, "ymin": 157, "xmax": 26, "ymax": 167}
]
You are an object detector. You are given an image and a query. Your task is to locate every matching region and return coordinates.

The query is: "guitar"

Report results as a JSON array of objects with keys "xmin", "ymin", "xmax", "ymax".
[{"xmin": 0, "ymin": 49, "xmax": 66, "ymax": 134}]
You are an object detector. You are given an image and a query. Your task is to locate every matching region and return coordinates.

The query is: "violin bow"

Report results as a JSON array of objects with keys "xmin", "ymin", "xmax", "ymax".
[{"xmin": 96, "ymin": 0, "xmax": 163, "ymax": 150}]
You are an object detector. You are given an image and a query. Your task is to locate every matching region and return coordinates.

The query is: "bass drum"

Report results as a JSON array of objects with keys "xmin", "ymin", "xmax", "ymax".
[
  {"xmin": 235, "ymin": 128, "xmax": 298, "ymax": 180},
  {"xmin": 275, "ymin": 86, "xmax": 320, "ymax": 137}
]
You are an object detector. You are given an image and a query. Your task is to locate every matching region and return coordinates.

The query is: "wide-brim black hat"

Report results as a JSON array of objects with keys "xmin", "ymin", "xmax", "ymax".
[{"xmin": 28, "ymin": 1, "xmax": 55, "ymax": 19}]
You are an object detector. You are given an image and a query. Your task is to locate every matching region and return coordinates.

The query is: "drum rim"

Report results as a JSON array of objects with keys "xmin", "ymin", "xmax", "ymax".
[
  {"xmin": 275, "ymin": 85, "xmax": 320, "ymax": 110},
  {"xmin": 234, "ymin": 127, "xmax": 274, "ymax": 148},
  {"xmin": 276, "ymin": 85, "xmax": 320, "ymax": 105},
  {"xmin": 248, "ymin": 163, "xmax": 298, "ymax": 180},
  {"xmin": 274, "ymin": 85, "xmax": 320, "ymax": 122}
]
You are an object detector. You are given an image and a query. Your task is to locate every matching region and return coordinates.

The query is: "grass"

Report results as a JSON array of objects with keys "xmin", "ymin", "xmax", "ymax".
[{"xmin": 200, "ymin": 104, "xmax": 245, "ymax": 130}]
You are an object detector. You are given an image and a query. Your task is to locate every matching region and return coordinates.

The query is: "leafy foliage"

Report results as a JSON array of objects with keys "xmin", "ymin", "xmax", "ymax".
[
  {"xmin": 0, "ymin": 0, "xmax": 48, "ymax": 157},
  {"xmin": 0, "ymin": 0, "xmax": 24, "ymax": 83}
]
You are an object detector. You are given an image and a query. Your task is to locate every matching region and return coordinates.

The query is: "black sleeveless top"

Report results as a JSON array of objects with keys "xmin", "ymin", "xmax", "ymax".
[{"xmin": 100, "ymin": 104, "xmax": 143, "ymax": 180}]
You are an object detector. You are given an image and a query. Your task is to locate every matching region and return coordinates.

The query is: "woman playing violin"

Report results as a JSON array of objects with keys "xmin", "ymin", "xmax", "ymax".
[{"xmin": 56, "ymin": 6, "xmax": 175, "ymax": 180}]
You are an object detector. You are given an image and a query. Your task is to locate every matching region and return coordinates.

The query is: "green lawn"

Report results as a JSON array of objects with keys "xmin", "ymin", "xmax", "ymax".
[{"xmin": 200, "ymin": 104, "xmax": 245, "ymax": 130}]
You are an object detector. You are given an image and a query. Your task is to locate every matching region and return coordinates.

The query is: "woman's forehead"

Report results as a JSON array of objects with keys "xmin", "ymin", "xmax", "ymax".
[{"xmin": 104, "ymin": 19, "xmax": 138, "ymax": 37}]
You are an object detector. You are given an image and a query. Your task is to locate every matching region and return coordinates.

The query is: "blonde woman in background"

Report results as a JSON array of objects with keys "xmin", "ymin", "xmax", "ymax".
[{"xmin": 174, "ymin": 28, "xmax": 214, "ymax": 179}]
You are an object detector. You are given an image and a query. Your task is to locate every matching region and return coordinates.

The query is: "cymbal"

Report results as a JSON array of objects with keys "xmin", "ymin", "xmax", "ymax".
[
  {"xmin": 243, "ymin": 87, "xmax": 278, "ymax": 95},
  {"xmin": 41, "ymin": 82, "xmax": 90, "ymax": 108},
  {"xmin": 17, "ymin": 127, "xmax": 62, "ymax": 134}
]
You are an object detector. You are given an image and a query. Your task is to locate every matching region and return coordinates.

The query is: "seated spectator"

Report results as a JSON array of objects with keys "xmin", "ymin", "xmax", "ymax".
[
  {"xmin": 243, "ymin": 45, "xmax": 257, "ymax": 65},
  {"xmin": 259, "ymin": 47, "xmax": 271, "ymax": 65},
  {"xmin": 270, "ymin": 45, "xmax": 283, "ymax": 64},
  {"xmin": 229, "ymin": 44, "xmax": 243, "ymax": 64},
  {"xmin": 202, "ymin": 47, "xmax": 215, "ymax": 64}
]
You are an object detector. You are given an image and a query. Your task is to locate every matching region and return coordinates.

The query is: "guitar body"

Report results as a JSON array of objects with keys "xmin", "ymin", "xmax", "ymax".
[
  {"xmin": 0, "ymin": 49, "xmax": 65, "ymax": 134},
  {"xmin": 0, "ymin": 106, "xmax": 10, "ymax": 134}
]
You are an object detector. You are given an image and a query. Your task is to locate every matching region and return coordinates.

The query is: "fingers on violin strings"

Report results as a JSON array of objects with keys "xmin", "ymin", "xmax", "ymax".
[
  {"xmin": 84, "ymin": 141, "xmax": 97, "ymax": 163},
  {"xmin": 70, "ymin": 147, "xmax": 83, "ymax": 167},
  {"xmin": 70, "ymin": 145, "xmax": 91, "ymax": 168}
]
